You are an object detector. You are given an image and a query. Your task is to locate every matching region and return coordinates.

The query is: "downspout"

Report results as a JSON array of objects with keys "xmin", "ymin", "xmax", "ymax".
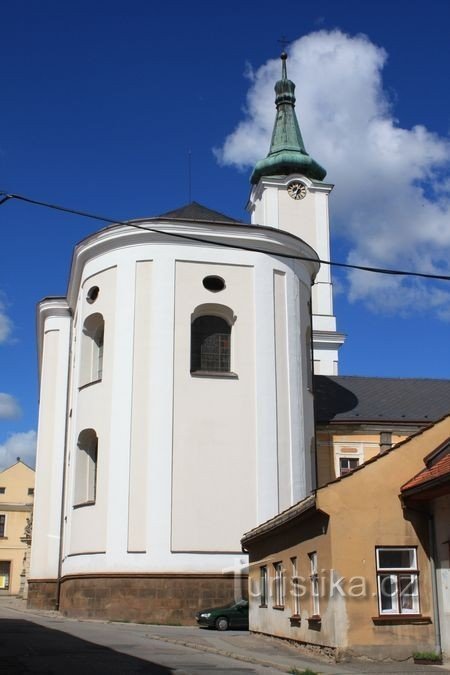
[
  {"xmin": 308, "ymin": 292, "xmax": 318, "ymax": 492},
  {"xmin": 403, "ymin": 502, "xmax": 442, "ymax": 656},
  {"xmin": 428, "ymin": 512, "xmax": 442, "ymax": 656}
]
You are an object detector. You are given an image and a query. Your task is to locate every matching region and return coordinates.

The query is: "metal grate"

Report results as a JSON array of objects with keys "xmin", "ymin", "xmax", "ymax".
[{"xmin": 191, "ymin": 316, "xmax": 231, "ymax": 373}]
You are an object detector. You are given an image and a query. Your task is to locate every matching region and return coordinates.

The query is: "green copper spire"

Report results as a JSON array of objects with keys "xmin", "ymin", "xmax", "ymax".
[{"xmin": 250, "ymin": 52, "xmax": 326, "ymax": 184}]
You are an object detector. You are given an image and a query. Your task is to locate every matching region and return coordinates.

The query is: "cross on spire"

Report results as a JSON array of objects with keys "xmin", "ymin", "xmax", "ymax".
[{"xmin": 278, "ymin": 35, "xmax": 291, "ymax": 53}]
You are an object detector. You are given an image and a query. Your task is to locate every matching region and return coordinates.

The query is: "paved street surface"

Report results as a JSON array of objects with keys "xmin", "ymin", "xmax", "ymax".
[{"xmin": 0, "ymin": 598, "xmax": 449, "ymax": 674}]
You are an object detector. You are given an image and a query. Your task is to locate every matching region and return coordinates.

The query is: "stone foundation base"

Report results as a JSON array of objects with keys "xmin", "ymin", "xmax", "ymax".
[
  {"xmin": 27, "ymin": 580, "xmax": 58, "ymax": 610},
  {"xmin": 28, "ymin": 573, "xmax": 247, "ymax": 624}
]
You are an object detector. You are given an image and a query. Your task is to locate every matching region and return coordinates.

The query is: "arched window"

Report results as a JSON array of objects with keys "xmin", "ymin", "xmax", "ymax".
[
  {"xmin": 74, "ymin": 429, "xmax": 98, "ymax": 506},
  {"xmin": 191, "ymin": 315, "xmax": 231, "ymax": 373},
  {"xmin": 80, "ymin": 313, "xmax": 104, "ymax": 386},
  {"xmin": 93, "ymin": 323, "xmax": 104, "ymax": 379}
]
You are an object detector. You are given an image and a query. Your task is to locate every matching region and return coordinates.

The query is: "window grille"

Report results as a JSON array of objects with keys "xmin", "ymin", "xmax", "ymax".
[{"xmin": 191, "ymin": 316, "xmax": 231, "ymax": 373}]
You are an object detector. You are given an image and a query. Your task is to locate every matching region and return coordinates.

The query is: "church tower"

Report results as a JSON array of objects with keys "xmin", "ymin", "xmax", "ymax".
[{"xmin": 247, "ymin": 52, "xmax": 345, "ymax": 375}]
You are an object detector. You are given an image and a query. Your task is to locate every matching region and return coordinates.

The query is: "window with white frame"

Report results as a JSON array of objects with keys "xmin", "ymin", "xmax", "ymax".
[
  {"xmin": 339, "ymin": 457, "xmax": 359, "ymax": 476},
  {"xmin": 74, "ymin": 429, "xmax": 98, "ymax": 506},
  {"xmin": 80, "ymin": 313, "xmax": 104, "ymax": 386},
  {"xmin": 273, "ymin": 562, "xmax": 284, "ymax": 607},
  {"xmin": 0, "ymin": 515, "xmax": 5, "ymax": 538},
  {"xmin": 260, "ymin": 565, "xmax": 268, "ymax": 607},
  {"xmin": 309, "ymin": 551, "xmax": 320, "ymax": 616},
  {"xmin": 291, "ymin": 557, "xmax": 301, "ymax": 616},
  {"xmin": 334, "ymin": 442, "xmax": 365, "ymax": 478},
  {"xmin": 376, "ymin": 547, "xmax": 419, "ymax": 615}
]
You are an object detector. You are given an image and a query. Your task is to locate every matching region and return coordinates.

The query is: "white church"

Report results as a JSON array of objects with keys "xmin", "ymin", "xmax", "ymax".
[{"xmin": 28, "ymin": 53, "xmax": 344, "ymax": 622}]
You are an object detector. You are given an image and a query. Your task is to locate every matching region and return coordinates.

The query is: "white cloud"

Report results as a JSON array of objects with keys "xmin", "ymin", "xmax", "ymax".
[
  {"xmin": 0, "ymin": 393, "xmax": 21, "ymax": 419},
  {"xmin": 0, "ymin": 295, "xmax": 13, "ymax": 343},
  {"xmin": 216, "ymin": 30, "xmax": 450, "ymax": 317},
  {"xmin": 0, "ymin": 430, "xmax": 36, "ymax": 470}
]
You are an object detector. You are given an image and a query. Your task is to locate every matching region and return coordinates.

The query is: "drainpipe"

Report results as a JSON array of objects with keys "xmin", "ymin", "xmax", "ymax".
[
  {"xmin": 428, "ymin": 512, "xmax": 442, "ymax": 656},
  {"xmin": 403, "ymin": 502, "xmax": 442, "ymax": 656},
  {"xmin": 308, "ymin": 293, "xmax": 318, "ymax": 492}
]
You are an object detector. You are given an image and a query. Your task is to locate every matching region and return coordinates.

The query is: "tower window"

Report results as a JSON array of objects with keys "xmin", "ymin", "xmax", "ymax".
[
  {"xmin": 202, "ymin": 276, "xmax": 225, "ymax": 293},
  {"xmin": 74, "ymin": 429, "xmax": 98, "ymax": 506},
  {"xmin": 191, "ymin": 315, "xmax": 231, "ymax": 373}
]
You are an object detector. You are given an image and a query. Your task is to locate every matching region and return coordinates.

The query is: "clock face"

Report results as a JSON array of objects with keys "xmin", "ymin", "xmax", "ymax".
[{"xmin": 287, "ymin": 182, "xmax": 307, "ymax": 200}]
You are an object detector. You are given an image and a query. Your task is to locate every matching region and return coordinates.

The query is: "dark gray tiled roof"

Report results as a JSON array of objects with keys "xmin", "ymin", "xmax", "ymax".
[
  {"xmin": 157, "ymin": 201, "xmax": 242, "ymax": 224},
  {"xmin": 314, "ymin": 375, "xmax": 450, "ymax": 424}
]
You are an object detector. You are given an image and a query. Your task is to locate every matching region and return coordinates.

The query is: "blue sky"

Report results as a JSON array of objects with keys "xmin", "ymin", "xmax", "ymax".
[{"xmin": 1, "ymin": 0, "xmax": 450, "ymax": 467}]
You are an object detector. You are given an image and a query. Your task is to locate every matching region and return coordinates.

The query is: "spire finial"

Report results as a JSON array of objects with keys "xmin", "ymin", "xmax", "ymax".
[
  {"xmin": 249, "ymin": 43, "xmax": 327, "ymax": 184},
  {"xmin": 281, "ymin": 51, "xmax": 288, "ymax": 79},
  {"xmin": 278, "ymin": 35, "xmax": 290, "ymax": 79}
]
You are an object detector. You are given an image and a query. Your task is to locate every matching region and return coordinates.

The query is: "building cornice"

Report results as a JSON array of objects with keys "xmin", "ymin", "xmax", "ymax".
[
  {"xmin": 0, "ymin": 503, "xmax": 33, "ymax": 512},
  {"xmin": 313, "ymin": 330, "xmax": 346, "ymax": 347},
  {"xmin": 36, "ymin": 297, "xmax": 71, "ymax": 373},
  {"xmin": 65, "ymin": 219, "xmax": 321, "ymax": 308}
]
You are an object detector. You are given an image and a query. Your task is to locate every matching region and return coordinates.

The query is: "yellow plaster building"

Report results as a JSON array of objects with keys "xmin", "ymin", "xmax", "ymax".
[
  {"xmin": 314, "ymin": 375, "xmax": 450, "ymax": 485},
  {"xmin": 0, "ymin": 460, "xmax": 35, "ymax": 596},
  {"xmin": 242, "ymin": 415, "xmax": 450, "ymax": 661}
]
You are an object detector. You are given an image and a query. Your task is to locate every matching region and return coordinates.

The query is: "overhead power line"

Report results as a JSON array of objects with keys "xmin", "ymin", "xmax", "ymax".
[{"xmin": 1, "ymin": 190, "xmax": 450, "ymax": 282}]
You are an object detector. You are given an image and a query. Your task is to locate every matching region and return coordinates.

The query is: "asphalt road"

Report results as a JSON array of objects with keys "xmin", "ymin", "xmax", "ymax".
[
  {"xmin": 0, "ymin": 604, "xmax": 293, "ymax": 675},
  {"xmin": 0, "ymin": 600, "xmax": 449, "ymax": 675}
]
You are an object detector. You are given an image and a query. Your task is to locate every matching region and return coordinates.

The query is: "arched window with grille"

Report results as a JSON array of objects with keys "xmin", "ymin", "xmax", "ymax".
[{"xmin": 191, "ymin": 313, "xmax": 232, "ymax": 374}]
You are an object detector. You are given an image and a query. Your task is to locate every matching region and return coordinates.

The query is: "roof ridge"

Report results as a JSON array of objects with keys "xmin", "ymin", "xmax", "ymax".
[
  {"xmin": 320, "ymin": 374, "xmax": 450, "ymax": 382},
  {"xmin": 156, "ymin": 201, "xmax": 242, "ymax": 224}
]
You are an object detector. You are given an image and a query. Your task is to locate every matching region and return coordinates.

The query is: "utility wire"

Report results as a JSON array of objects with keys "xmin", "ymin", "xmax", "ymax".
[{"xmin": 1, "ymin": 190, "xmax": 450, "ymax": 282}]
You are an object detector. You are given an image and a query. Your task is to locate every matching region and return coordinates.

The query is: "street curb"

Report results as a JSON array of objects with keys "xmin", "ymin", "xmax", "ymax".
[{"xmin": 145, "ymin": 632, "xmax": 326, "ymax": 674}]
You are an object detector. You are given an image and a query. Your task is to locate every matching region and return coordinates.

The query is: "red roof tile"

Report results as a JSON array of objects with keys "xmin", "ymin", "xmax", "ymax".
[{"xmin": 401, "ymin": 453, "xmax": 450, "ymax": 492}]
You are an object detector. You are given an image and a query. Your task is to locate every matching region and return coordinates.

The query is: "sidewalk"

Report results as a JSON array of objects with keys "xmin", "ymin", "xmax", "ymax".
[
  {"xmin": 143, "ymin": 624, "xmax": 450, "ymax": 674},
  {"xmin": 1, "ymin": 596, "xmax": 449, "ymax": 675}
]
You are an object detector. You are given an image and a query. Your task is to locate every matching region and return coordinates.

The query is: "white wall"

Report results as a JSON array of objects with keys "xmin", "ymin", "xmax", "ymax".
[
  {"xmin": 30, "ymin": 305, "xmax": 71, "ymax": 580},
  {"xmin": 32, "ymin": 220, "xmax": 317, "ymax": 581},
  {"xmin": 434, "ymin": 494, "xmax": 450, "ymax": 657}
]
